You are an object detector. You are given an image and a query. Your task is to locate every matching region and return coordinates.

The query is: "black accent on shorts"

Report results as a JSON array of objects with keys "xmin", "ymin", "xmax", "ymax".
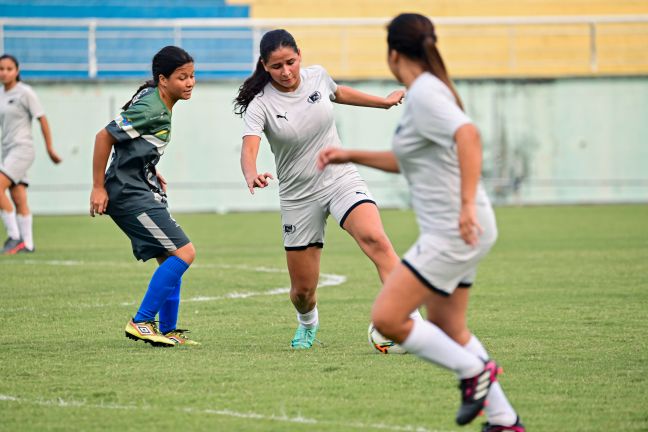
[
  {"xmin": 402, "ymin": 259, "xmax": 450, "ymax": 297},
  {"xmin": 110, "ymin": 208, "xmax": 190, "ymax": 262},
  {"xmin": 339, "ymin": 199, "xmax": 376, "ymax": 228},
  {"xmin": 285, "ymin": 242, "xmax": 324, "ymax": 251},
  {"xmin": 0, "ymin": 169, "xmax": 29, "ymax": 187},
  {"xmin": 457, "ymin": 282, "xmax": 473, "ymax": 288}
]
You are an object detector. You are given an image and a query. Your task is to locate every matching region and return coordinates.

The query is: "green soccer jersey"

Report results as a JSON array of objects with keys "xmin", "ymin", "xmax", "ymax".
[{"xmin": 104, "ymin": 87, "xmax": 172, "ymax": 216}]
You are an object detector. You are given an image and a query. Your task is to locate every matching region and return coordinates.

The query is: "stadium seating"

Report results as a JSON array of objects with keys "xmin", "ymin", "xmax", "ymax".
[{"xmin": 0, "ymin": 0, "xmax": 646, "ymax": 79}]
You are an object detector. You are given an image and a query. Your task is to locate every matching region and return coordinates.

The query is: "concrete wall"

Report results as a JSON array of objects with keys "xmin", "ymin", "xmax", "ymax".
[{"xmin": 15, "ymin": 76, "xmax": 648, "ymax": 214}]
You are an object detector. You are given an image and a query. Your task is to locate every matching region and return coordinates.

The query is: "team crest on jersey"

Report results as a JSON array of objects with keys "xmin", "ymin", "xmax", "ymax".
[
  {"xmin": 283, "ymin": 224, "xmax": 296, "ymax": 234},
  {"xmin": 307, "ymin": 91, "xmax": 322, "ymax": 104}
]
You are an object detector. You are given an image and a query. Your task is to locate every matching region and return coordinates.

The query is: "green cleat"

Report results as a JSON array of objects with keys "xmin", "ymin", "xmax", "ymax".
[
  {"xmin": 290, "ymin": 324, "xmax": 320, "ymax": 350},
  {"xmin": 164, "ymin": 329, "xmax": 201, "ymax": 346}
]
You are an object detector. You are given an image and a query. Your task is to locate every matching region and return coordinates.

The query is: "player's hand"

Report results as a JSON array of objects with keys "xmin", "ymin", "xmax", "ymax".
[
  {"xmin": 317, "ymin": 147, "xmax": 351, "ymax": 170},
  {"xmin": 48, "ymin": 148, "xmax": 62, "ymax": 164},
  {"xmin": 90, "ymin": 187, "xmax": 109, "ymax": 217},
  {"xmin": 157, "ymin": 172, "xmax": 167, "ymax": 193},
  {"xmin": 384, "ymin": 90, "xmax": 405, "ymax": 109},
  {"xmin": 246, "ymin": 172, "xmax": 273, "ymax": 194},
  {"xmin": 458, "ymin": 202, "xmax": 483, "ymax": 247}
]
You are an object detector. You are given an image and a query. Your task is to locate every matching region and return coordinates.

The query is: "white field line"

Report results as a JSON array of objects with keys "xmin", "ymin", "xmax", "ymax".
[
  {"xmin": 0, "ymin": 394, "xmax": 455, "ymax": 432},
  {"xmin": 0, "ymin": 260, "xmax": 346, "ymax": 311}
]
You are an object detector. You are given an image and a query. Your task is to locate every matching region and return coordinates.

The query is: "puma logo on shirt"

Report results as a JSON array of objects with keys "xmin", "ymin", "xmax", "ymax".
[{"xmin": 276, "ymin": 112, "xmax": 288, "ymax": 121}]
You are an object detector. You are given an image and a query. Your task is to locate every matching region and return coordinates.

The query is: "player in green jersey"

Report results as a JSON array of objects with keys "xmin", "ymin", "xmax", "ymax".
[{"xmin": 90, "ymin": 46, "xmax": 199, "ymax": 347}]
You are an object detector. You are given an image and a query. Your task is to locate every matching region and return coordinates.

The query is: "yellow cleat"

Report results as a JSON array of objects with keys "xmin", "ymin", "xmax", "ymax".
[
  {"xmin": 164, "ymin": 329, "xmax": 201, "ymax": 346},
  {"xmin": 125, "ymin": 319, "xmax": 176, "ymax": 347}
]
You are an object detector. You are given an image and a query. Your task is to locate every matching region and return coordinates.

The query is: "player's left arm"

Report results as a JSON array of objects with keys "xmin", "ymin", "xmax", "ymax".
[
  {"xmin": 37, "ymin": 115, "xmax": 62, "ymax": 164},
  {"xmin": 333, "ymin": 85, "xmax": 404, "ymax": 109},
  {"xmin": 456, "ymin": 123, "xmax": 483, "ymax": 247}
]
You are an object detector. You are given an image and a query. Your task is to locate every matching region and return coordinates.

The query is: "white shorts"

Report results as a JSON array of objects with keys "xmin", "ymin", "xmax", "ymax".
[
  {"xmin": 402, "ymin": 208, "xmax": 498, "ymax": 296},
  {"xmin": 280, "ymin": 175, "xmax": 375, "ymax": 250},
  {"xmin": 0, "ymin": 146, "xmax": 35, "ymax": 186}
]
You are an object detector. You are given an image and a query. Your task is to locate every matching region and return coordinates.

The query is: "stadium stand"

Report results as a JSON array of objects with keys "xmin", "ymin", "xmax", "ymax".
[{"xmin": 0, "ymin": 0, "xmax": 646, "ymax": 79}]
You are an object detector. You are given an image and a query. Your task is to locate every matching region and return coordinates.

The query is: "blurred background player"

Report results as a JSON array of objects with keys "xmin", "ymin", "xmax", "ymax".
[
  {"xmin": 0, "ymin": 54, "xmax": 61, "ymax": 254},
  {"xmin": 318, "ymin": 14, "xmax": 525, "ymax": 431},
  {"xmin": 90, "ymin": 46, "xmax": 199, "ymax": 347},
  {"xmin": 234, "ymin": 29, "xmax": 423, "ymax": 350}
]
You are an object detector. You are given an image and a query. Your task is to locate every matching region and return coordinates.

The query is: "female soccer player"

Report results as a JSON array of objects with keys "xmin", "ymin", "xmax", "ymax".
[
  {"xmin": 234, "ymin": 29, "xmax": 422, "ymax": 350},
  {"xmin": 0, "ymin": 54, "xmax": 61, "ymax": 254},
  {"xmin": 90, "ymin": 46, "xmax": 199, "ymax": 347},
  {"xmin": 318, "ymin": 14, "xmax": 525, "ymax": 431}
]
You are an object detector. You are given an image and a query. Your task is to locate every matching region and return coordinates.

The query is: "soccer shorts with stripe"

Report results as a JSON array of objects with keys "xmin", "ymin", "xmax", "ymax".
[{"xmin": 110, "ymin": 207, "xmax": 190, "ymax": 261}]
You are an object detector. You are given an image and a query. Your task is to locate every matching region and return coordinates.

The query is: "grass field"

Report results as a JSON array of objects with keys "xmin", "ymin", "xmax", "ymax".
[{"xmin": 1, "ymin": 205, "xmax": 647, "ymax": 431}]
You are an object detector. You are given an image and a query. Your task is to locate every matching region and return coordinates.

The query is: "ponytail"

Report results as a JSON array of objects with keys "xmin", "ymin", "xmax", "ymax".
[
  {"xmin": 388, "ymin": 13, "xmax": 464, "ymax": 110},
  {"xmin": 233, "ymin": 58, "xmax": 271, "ymax": 117},
  {"xmin": 422, "ymin": 37, "xmax": 464, "ymax": 110},
  {"xmin": 122, "ymin": 80, "xmax": 156, "ymax": 110}
]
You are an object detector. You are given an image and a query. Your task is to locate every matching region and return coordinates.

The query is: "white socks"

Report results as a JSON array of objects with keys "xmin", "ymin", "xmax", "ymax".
[
  {"xmin": 1, "ymin": 210, "xmax": 20, "ymax": 240},
  {"xmin": 400, "ymin": 318, "xmax": 484, "ymax": 379},
  {"xmin": 297, "ymin": 305, "xmax": 318, "ymax": 329},
  {"xmin": 16, "ymin": 214, "xmax": 33, "ymax": 250},
  {"xmin": 464, "ymin": 335, "xmax": 518, "ymax": 426}
]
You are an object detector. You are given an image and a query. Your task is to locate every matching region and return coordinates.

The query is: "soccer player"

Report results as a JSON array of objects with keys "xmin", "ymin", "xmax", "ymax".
[
  {"xmin": 90, "ymin": 46, "xmax": 199, "ymax": 347},
  {"xmin": 317, "ymin": 14, "xmax": 525, "ymax": 431},
  {"xmin": 0, "ymin": 54, "xmax": 61, "ymax": 254},
  {"xmin": 234, "ymin": 29, "xmax": 423, "ymax": 350}
]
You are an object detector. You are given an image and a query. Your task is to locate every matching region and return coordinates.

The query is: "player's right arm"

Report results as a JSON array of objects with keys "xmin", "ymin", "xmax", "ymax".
[
  {"xmin": 317, "ymin": 148, "xmax": 400, "ymax": 173},
  {"xmin": 90, "ymin": 128, "xmax": 116, "ymax": 216},
  {"xmin": 240, "ymin": 135, "xmax": 273, "ymax": 195}
]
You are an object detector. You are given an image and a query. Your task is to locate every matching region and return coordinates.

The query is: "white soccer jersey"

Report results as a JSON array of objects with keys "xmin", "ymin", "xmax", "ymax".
[
  {"xmin": 0, "ymin": 82, "xmax": 44, "ymax": 153},
  {"xmin": 392, "ymin": 72, "xmax": 492, "ymax": 236},
  {"xmin": 243, "ymin": 65, "xmax": 357, "ymax": 201}
]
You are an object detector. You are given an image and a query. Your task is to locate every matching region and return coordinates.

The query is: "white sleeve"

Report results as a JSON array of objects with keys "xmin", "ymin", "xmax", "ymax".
[
  {"xmin": 411, "ymin": 86, "xmax": 471, "ymax": 148},
  {"xmin": 23, "ymin": 86, "xmax": 45, "ymax": 119},
  {"xmin": 315, "ymin": 65, "xmax": 338, "ymax": 100},
  {"xmin": 242, "ymin": 98, "xmax": 266, "ymax": 138}
]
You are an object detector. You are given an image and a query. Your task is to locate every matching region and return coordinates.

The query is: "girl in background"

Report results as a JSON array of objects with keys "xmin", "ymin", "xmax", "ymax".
[{"xmin": 0, "ymin": 54, "xmax": 61, "ymax": 254}]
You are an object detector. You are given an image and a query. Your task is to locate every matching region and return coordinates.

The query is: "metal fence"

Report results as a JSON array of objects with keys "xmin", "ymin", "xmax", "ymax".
[{"xmin": 1, "ymin": 15, "xmax": 648, "ymax": 79}]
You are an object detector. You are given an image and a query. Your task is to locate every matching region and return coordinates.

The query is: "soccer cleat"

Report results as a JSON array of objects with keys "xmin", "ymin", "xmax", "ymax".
[
  {"xmin": 290, "ymin": 324, "xmax": 320, "ymax": 349},
  {"xmin": 164, "ymin": 329, "xmax": 201, "ymax": 346},
  {"xmin": 3, "ymin": 237, "xmax": 24, "ymax": 255},
  {"xmin": 125, "ymin": 319, "xmax": 175, "ymax": 347},
  {"xmin": 482, "ymin": 417, "xmax": 526, "ymax": 432},
  {"xmin": 16, "ymin": 246, "xmax": 35, "ymax": 254},
  {"xmin": 456, "ymin": 360, "xmax": 499, "ymax": 425}
]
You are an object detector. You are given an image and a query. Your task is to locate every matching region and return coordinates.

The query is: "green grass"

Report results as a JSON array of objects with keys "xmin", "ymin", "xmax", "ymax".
[{"xmin": 1, "ymin": 205, "xmax": 647, "ymax": 431}]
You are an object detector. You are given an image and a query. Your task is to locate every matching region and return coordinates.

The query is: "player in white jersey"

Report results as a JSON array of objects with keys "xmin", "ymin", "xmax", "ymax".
[
  {"xmin": 318, "ymin": 14, "xmax": 525, "ymax": 431},
  {"xmin": 234, "ymin": 29, "xmax": 423, "ymax": 350},
  {"xmin": 0, "ymin": 54, "xmax": 61, "ymax": 254}
]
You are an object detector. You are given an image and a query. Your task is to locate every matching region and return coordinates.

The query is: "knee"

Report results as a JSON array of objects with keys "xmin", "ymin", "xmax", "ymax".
[
  {"xmin": 290, "ymin": 282, "xmax": 315, "ymax": 300},
  {"xmin": 371, "ymin": 305, "xmax": 403, "ymax": 341},
  {"xmin": 176, "ymin": 243, "xmax": 196, "ymax": 265}
]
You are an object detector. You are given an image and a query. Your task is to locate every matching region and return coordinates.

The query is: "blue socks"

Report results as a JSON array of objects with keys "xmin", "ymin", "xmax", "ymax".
[
  {"xmin": 133, "ymin": 256, "xmax": 189, "ymax": 326},
  {"xmin": 159, "ymin": 279, "xmax": 181, "ymax": 334}
]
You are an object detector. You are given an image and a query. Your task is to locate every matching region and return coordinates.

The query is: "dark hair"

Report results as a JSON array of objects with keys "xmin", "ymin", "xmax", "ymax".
[
  {"xmin": 122, "ymin": 45, "xmax": 194, "ymax": 110},
  {"xmin": 233, "ymin": 29, "xmax": 298, "ymax": 117},
  {"xmin": 0, "ymin": 54, "xmax": 21, "ymax": 82},
  {"xmin": 387, "ymin": 13, "xmax": 463, "ymax": 110}
]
